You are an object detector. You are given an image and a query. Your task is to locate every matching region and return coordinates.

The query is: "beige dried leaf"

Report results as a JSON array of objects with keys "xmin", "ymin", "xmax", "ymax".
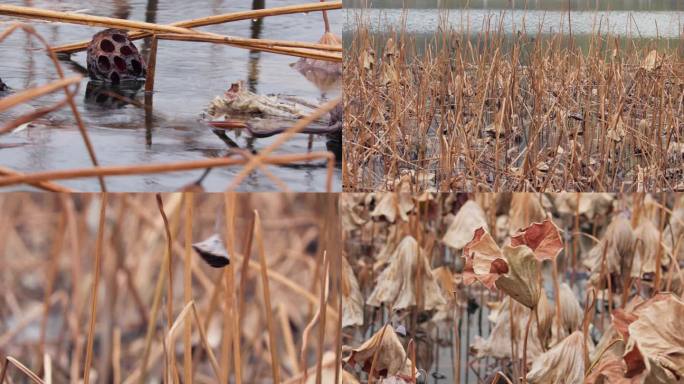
[
  {"xmin": 342, "ymin": 257, "xmax": 364, "ymax": 328},
  {"xmin": 496, "ymin": 245, "xmax": 541, "ymax": 309},
  {"xmin": 462, "ymin": 227, "xmax": 507, "ymax": 289},
  {"xmin": 371, "ymin": 192, "xmax": 412, "ymax": 223},
  {"xmin": 442, "ymin": 200, "xmax": 488, "ymax": 250},
  {"xmin": 641, "ymin": 49, "xmax": 660, "ymax": 71},
  {"xmin": 526, "ymin": 331, "xmax": 587, "ymax": 384},
  {"xmin": 344, "ymin": 324, "xmax": 414, "ymax": 379},
  {"xmin": 472, "ymin": 296, "xmax": 544, "ymax": 360},
  {"xmin": 631, "ymin": 220, "xmax": 661, "ymax": 278},
  {"xmin": 509, "ymin": 194, "xmax": 548, "ymax": 235},
  {"xmin": 556, "ymin": 283, "xmax": 583, "ymax": 337},
  {"xmin": 367, "ymin": 236, "xmax": 446, "ymax": 311},
  {"xmin": 624, "ymin": 293, "xmax": 684, "ymax": 382}
]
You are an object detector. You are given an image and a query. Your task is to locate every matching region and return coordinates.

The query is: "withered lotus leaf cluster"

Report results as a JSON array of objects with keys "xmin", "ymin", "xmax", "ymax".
[{"xmin": 342, "ymin": 193, "xmax": 683, "ymax": 383}]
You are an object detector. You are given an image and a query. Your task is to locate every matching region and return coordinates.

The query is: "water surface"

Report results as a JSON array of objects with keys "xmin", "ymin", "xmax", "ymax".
[{"xmin": 0, "ymin": 0, "xmax": 341, "ymax": 191}]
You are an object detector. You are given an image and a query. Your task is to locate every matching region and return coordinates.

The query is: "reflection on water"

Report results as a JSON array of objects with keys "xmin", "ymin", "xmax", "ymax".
[{"xmin": 0, "ymin": 0, "xmax": 341, "ymax": 191}]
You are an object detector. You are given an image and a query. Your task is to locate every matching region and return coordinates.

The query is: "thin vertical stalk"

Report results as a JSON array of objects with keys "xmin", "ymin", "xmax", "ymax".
[
  {"xmin": 254, "ymin": 211, "xmax": 281, "ymax": 383},
  {"xmin": 83, "ymin": 193, "xmax": 108, "ymax": 384},
  {"xmin": 183, "ymin": 193, "xmax": 193, "ymax": 384}
]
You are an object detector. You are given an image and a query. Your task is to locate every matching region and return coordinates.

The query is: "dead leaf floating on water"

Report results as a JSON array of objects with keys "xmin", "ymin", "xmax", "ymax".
[{"xmin": 192, "ymin": 234, "xmax": 230, "ymax": 268}]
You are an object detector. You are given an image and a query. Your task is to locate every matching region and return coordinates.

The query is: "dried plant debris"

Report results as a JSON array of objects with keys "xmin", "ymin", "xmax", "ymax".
[
  {"xmin": 192, "ymin": 233, "xmax": 230, "ymax": 268},
  {"xmin": 343, "ymin": 15, "xmax": 684, "ymax": 192},
  {"xmin": 0, "ymin": 194, "xmax": 340, "ymax": 383},
  {"xmin": 342, "ymin": 192, "xmax": 684, "ymax": 383},
  {"xmin": 207, "ymin": 81, "xmax": 307, "ymax": 119}
]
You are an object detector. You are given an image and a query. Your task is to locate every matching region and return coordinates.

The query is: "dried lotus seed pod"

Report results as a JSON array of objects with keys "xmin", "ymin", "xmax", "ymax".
[{"xmin": 86, "ymin": 29, "xmax": 146, "ymax": 84}]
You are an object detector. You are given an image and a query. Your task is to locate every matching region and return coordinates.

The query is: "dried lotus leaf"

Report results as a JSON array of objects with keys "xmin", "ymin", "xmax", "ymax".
[
  {"xmin": 509, "ymin": 194, "xmax": 548, "ymax": 235},
  {"xmin": 342, "ymin": 257, "xmax": 364, "ymax": 328},
  {"xmin": 442, "ymin": 200, "xmax": 488, "ymax": 250},
  {"xmin": 462, "ymin": 227, "xmax": 507, "ymax": 289},
  {"xmin": 624, "ymin": 294, "xmax": 684, "ymax": 382},
  {"xmin": 367, "ymin": 236, "xmax": 446, "ymax": 311},
  {"xmin": 631, "ymin": 220, "xmax": 661, "ymax": 278},
  {"xmin": 510, "ymin": 219, "xmax": 563, "ymax": 261},
  {"xmin": 527, "ymin": 331, "xmax": 588, "ymax": 384},
  {"xmin": 495, "ymin": 245, "xmax": 541, "ymax": 309},
  {"xmin": 344, "ymin": 324, "xmax": 414, "ymax": 378}
]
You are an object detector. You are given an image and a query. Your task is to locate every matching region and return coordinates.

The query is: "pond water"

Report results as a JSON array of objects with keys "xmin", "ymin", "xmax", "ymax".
[
  {"xmin": 345, "ymin": 6, "xmax": 683, "ymax": 38},
  {"xmin": 0, "ymin": 0, "xmax": 341, "ymax": 192}
]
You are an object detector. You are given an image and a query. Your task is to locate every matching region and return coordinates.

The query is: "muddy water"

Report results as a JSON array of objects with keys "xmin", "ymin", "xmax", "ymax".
[{"xmin": 0, "ymin": 0, "xmax": 341, "ymax": 191}]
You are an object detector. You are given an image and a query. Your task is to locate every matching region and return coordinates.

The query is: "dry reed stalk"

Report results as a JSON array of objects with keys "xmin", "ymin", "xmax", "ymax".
[
  {"xmin": 253, "ymin": 211, "xmax": 281, "ymax": 383},
  {"xmin": 0, "ymin": 23, "xmax": 106, "ymax": 190},
  {"xmin": 144, "ymin": 36, "xmax": 159, "ymax": 94},
  {"xmin": 82, "ymin": 193, "xmax": 108, "ymax": 384},
  {"xmin": 222, "ymin": 193, "xmax": 242, "ymax": 384},
  {"xmin": 183, "ymin": 193, "xmax": 193, "ymax": 384},
  {"xmin": 164, "ymin": 301, "xmax": 221, "ymax": 382},
  {"xmin": 153, "ymin": 33, "xmax": 341, "ymax": 61},
  {"xmin": 0, "ymin": 356, "xmax": 45, "ymax": 384},
  {"xmin": 51, "ymin": 1, "xmax": 342, "ymax": 54},
  {"xmin": 0, "ymin": 166, "xmax": 74, "ymax": 192},
  {"xmin": 0, "ymin": 76, "xmax": 80, "ymax": 112},
  {"xmin": 344, "ymin": 14, "xmax": 683, "ymax": 192},
  {"xmin": 39, "ymin": 209, "xmax": 67, "ymax": 358},
  {"xmin": 138, "ymin": 194, "xmax": 183, "ymax": 384},
  {"xmin": 0, "ymin": 151, "xmax": 335, "ymax": 190}
]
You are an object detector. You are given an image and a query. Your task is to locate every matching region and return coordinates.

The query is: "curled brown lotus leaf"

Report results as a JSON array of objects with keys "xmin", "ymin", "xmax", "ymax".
[
  {"xmin": 508, "ymin": 194, "xmax": 548, "ymax": 235},
  {"xmin": 367, "ymin": 236, "xmax": 446, "ymax": 311},
  {"xmin": 510, "ymin": 219, "xmax": 564, "ymax": 261},
  {"xmin": 342, "ymin": 256, "xmax": 364, "ymax": 328},
  {"xmin": 462, "ymin": 227, "xmax": 507, "ymax": 289},
  {"xmin": 442, "ymin": 200, "xmax": 488, "ymax": 250},
  {"xmin": 527, "ymin": 331, "xmax": 588, "ymax": 384},
  {"xmin": 343, "ymin": 324, "xmax": 414, "ymax": 379},
  {"xmin": 495, "ymin": 245, "xmax": 541, "ymax": 309},
  {"xmin": 631, "ymin": 220, "xmax": 662, "ymax": 279},
  {"xmin": 624, "ymin": 293, "xmax": 684, "ymax": 382}
]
